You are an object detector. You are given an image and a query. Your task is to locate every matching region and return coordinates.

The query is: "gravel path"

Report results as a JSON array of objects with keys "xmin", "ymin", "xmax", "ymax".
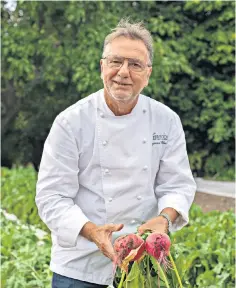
[
  {"xmin": 194, "ymin": 192, "xmax": 235, "ymax": 213},
  {"xmin": 193, "ymin": 178, "xmax": 235, "ymax": 213}
]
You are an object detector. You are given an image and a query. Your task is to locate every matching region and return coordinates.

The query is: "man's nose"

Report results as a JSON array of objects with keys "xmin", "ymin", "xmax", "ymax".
[{"xmin": 118, "ymin": 60, "xmax": 130, "ymax": 78}]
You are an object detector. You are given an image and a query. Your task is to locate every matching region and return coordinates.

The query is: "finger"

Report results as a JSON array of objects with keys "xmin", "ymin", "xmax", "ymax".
[
  {"xmin": 103, "ymin": 249, "xmax": 116, "ymax": 261},
  {"xmin": 109, "ymin": 251, "xmax": 117, "ymax": 262},
  {"xmin": 137, "ymin": 228, "xmax": 144, "ymax": 235},
  {"xmin": 106, "ymin": 223, "xmax": 124, "ymax": 232},
  {"xmin": 138, "ymin": 225, "xmax": 152, "ymax": 235},
  {"xmin": 101, "ymin": 242, "xmax": 117, "ymax": 261},
  {"xmin": 137, "ymin": 224, "xmax": 146, "ymax": 235},
  {"xmin": 115, "ymin": 223, "xmax": 124, "ymax": 231}
]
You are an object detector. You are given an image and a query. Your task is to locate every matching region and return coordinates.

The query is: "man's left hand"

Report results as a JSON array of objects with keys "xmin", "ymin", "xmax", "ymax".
[{"xmin": 137, "ymin": 216, "xmax": 168, "ymax": 235}]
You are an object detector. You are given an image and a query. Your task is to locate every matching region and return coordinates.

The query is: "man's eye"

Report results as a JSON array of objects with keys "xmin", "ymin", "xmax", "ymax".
[
  {"xmin": 111, "ymin": 60, "xmax": 122, "ymax": 64},
  {"xmin": 131, "ymin": 62, "xmax": 142, "ymax": 68}
]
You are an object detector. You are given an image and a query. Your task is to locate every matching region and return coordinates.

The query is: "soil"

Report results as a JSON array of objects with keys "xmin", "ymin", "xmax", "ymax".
[{"xmin": 193, "ymin": 192, "xmax": 235, "ymax": 213}]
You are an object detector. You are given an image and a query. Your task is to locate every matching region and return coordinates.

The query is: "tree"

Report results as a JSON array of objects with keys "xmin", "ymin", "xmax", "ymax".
[{"xmin": 1, "ymin": 1, "xmax": 235, "ymax": 179}]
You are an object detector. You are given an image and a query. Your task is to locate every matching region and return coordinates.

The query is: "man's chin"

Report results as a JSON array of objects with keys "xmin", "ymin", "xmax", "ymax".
[{"xmin": 110, "ymin": 92, "xmax": 135, "ymax": 102}]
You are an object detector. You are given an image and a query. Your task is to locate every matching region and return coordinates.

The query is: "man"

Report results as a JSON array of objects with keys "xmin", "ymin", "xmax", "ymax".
[{"xmin": 36, "ymin": 19, "xmax": 196, "ymax": 288}]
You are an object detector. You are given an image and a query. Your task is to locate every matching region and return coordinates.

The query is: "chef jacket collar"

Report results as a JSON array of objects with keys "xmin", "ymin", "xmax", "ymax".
[{"xmin": 97, "ymin": 89, "xmax": 146, "ymax": 118}]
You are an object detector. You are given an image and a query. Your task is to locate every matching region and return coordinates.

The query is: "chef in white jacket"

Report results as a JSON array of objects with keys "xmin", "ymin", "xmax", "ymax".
[{"xmin": 36, "ymin": 19, "xmax": 196, "ymax": 288}]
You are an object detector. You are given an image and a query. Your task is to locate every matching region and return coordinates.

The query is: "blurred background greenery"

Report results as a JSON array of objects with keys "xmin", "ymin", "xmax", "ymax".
[{"xmin": 1, "ymin": 0, "xmax": 235, "ymax": 180}]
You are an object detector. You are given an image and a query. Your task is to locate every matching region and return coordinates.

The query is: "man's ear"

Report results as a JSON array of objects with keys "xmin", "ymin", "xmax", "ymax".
[
  {"xmin": 145, "ymin": 66, "xmax": 152, "ymax": 86},
  {"xmin": 100, "ymin": 59, "xmax": 104, "ymax": 80}
]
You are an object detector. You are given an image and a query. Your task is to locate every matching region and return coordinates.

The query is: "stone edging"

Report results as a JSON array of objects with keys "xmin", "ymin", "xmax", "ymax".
[{"xmin": 195, "ymin": 178, "xmax": 235, "ymax": 198}]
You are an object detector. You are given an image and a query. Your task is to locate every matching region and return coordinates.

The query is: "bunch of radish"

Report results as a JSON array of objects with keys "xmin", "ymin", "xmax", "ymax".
[{"xmin": 113, "ymin": 232, "xmax": 182, "ymax": 288}]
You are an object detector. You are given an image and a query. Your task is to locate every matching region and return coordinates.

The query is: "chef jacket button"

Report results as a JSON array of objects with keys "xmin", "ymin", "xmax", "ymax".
[
  {"xmin": 142, "ymin": 138, "xmax": 147, "ymax": 143},
  {"xmin": 102, "ymin": 140, "xmax": 108, "ymax": 146},
  {"xmin": 143, "ymin": 109, "xmax": 146, "ymax": 113},
  {"xmin": 143, "ymin": 165, "xmax": 148, "ymax": 171},
  {"xmin": 100, "ymin": 112, "xmax": 104, "ymax": 118},
  {"xmin": 104, "ymin": 168, "xmax": 110, "ymax": 174},
  {"xmin": 137, "ymin": 195, "xmax": 142, "ymax": 200},
  {"xmin": 130, "ymin": 219, "xmax": 136, "ymax": 224},
  {"xmin": 108, "ymin": 197, "xmax": 113, "ymax": 202}
]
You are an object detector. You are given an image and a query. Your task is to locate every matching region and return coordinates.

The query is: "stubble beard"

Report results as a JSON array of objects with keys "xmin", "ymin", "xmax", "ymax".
[{"xmin": 104, "ymin": 81, "xmax": 139, "ymax": 105}]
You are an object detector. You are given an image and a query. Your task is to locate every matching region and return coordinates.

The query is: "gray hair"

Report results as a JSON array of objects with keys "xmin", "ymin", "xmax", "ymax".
[{"xmin": 102, "ymin": 18, "xmax": 153, "ymax": 65}]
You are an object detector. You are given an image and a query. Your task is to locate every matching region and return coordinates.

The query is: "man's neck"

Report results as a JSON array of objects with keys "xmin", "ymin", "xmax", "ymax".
[{"xmin": 104, "ymin": 92, "xmax": 138, "ymax": 116}]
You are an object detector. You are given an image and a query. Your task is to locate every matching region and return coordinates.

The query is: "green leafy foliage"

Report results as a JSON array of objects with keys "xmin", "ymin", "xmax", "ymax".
[
  {"xmin": 1, "ymin": 1, "xmax": 235, "ymax": 180},
  {"xmin": 1, "ymin": 166, "xmax": 48, "ymax": 231},
  {"xmin": 1, "ymin": 211, "xmax": 51, "ymax": 287},
  {"xmin": 170, "ymin": 205, "xmax": 236, "ymax": 287}
]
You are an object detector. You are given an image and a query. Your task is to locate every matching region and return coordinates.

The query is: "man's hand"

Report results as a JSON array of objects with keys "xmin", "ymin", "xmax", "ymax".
[
  {"xmin": 137, "ymin": 216, "xmax": 168, "ymax": 235},
  {"xmin": 80, "ymin": 222, "xmax": 124, "ymax": 261},
  {"xmin": 138, "ymin": 208, "xmax": 179, "ymax": 235}
]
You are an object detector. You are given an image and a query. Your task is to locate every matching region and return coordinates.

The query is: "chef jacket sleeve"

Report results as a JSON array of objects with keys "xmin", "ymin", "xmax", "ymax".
[
  {"xmin": 35, "ymin": 114, "xmax": 89, "ymax": 247},
  {"xmin": 155, "ymin": 113, "xmax": 196, "ymax": 232}
]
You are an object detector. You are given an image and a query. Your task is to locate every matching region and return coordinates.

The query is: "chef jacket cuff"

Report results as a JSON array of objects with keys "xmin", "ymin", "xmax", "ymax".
[
  {"xmin": 157, "ymin": 194, "xmax": 190, "ymax": 233},
  {"xmin": 57, "ymin": 205, "xmax": 90, "ymax": 247}
]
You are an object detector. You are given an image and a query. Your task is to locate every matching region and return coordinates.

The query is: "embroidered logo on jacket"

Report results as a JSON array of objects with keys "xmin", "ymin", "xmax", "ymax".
[{"xmin": 152, "ymin": 133, "xmax": 168, "ymax": 145}]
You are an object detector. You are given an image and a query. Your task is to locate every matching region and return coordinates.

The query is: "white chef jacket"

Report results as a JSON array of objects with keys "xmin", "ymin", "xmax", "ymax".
[{"xmin": 36, "ymin": 89, "xmax": 196, "ymax": 285}]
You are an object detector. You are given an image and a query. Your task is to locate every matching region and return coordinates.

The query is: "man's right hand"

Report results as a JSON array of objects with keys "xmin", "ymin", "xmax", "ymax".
[{"xmin": 80, "ymin": 222, "xmax": 124, "ymax": 262}]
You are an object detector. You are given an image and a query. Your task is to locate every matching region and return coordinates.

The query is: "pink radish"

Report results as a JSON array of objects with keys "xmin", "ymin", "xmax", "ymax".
[
  {"xmin": 145, "ymin": 232, "xmax": 171, "ymax": 270},
  {"xmin": 114, "ymin": 234, "xmax": 145, "ymax": 262},
  {"xmin": 113, "ymin": 234, "xmax": 145, "ymax": 273}
]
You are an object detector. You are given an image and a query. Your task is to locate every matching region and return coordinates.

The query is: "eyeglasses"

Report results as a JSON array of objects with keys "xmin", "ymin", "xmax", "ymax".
[{"xmin": 102, "ymin": 55, "xmax": 151, "ymax": 72}]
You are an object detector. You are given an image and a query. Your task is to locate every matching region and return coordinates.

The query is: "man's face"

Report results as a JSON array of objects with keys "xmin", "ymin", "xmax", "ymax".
[{"xmin": 100, "ymin": 36, "xmax": 152, "ymax": 103}]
